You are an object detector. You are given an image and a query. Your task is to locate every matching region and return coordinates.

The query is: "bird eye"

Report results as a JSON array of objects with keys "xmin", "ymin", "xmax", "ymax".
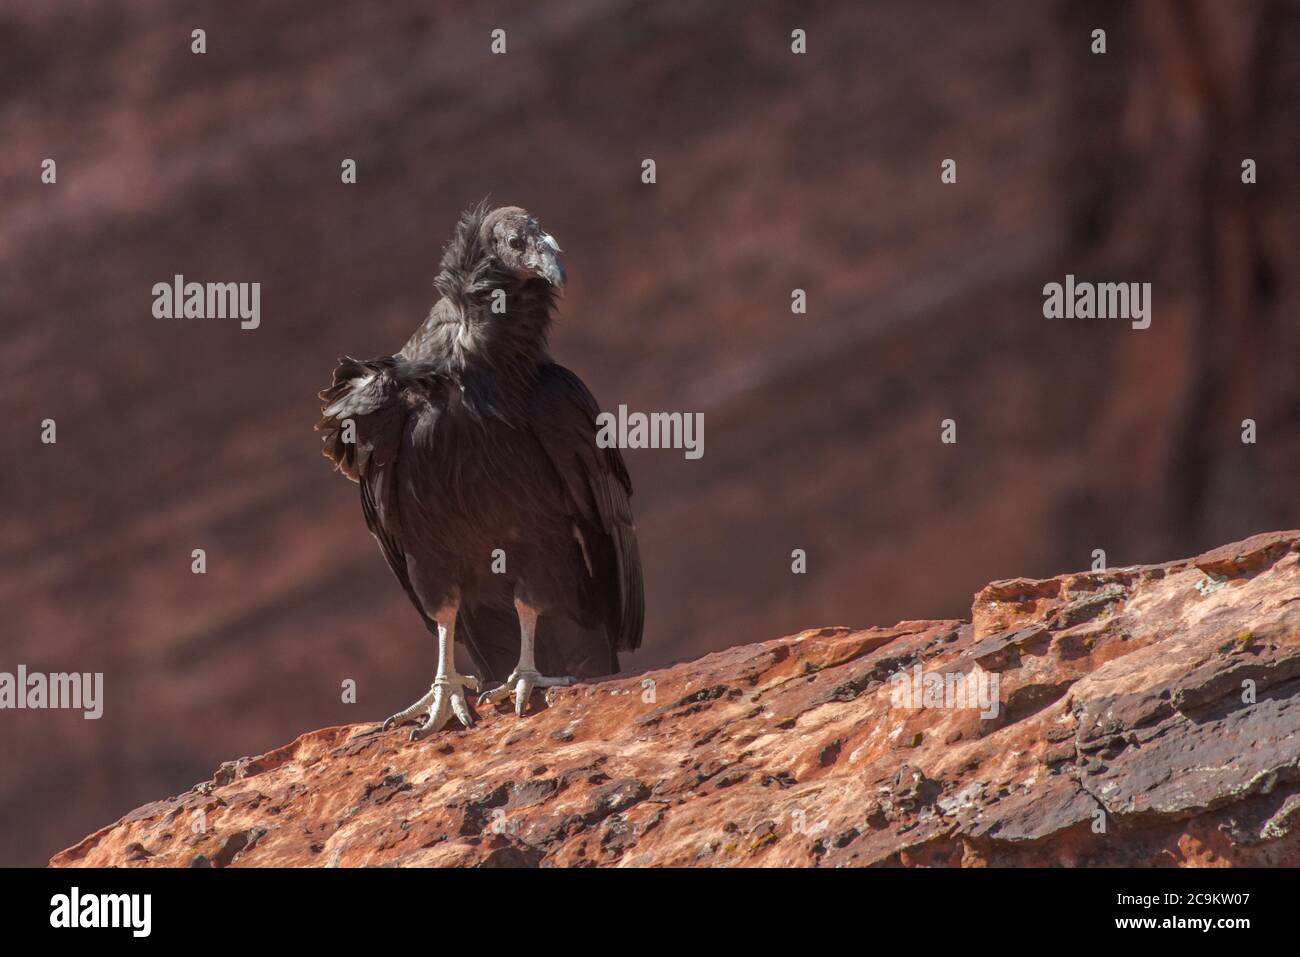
[{"xmin": 507, "ymin": 234, "xmax": 523, "ymax": 250}]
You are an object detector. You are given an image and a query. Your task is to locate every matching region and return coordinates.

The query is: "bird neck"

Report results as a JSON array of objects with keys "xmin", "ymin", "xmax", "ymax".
[{"xmin": 408, "ymin": 276, "xmax": 555, "ymax": 393}]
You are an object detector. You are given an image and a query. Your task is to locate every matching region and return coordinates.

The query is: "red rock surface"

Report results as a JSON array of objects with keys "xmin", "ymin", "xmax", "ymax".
[{"xmin": 51, "ymin": 531, "xmax": 1300, "ymax": 867}]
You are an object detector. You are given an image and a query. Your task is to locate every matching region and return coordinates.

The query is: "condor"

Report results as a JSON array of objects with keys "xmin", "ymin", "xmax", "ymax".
[{"xmin": 318, "ymin": 203, "xmax": 643, "ymax": 738}]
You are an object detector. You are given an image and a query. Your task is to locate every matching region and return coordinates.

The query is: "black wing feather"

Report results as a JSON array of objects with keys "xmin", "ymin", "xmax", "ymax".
[
  {"xmin": 317, "ymin": 357, "xmax": 501, "ymax": 666},
  {"xmin": 318, "ymin": 356, "xmax": 643, "ymax": 679},
  {"xmin": 529, "ymin": 363, "xmax": 645, "ymax": 652}
]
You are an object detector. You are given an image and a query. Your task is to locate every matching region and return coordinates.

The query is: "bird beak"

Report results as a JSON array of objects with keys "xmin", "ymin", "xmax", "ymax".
[{"xmin": 538, "ymin": 232, "xmax": 565, "ymax": 287}]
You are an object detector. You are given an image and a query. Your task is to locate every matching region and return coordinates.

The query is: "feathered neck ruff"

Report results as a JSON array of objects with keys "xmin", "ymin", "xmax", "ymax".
[{"xmin": 408, "ymin": 201, "xmax": 557, "ymax": 395}]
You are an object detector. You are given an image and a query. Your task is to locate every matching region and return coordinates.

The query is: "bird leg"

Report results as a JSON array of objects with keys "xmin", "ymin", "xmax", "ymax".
[
  {"xmin": 381, "ymin": 602, "xmax": 479, "ymax": 740},
  {"xmin": 477, "ymin": 599, "xmax": 576, "ymax": 715}
]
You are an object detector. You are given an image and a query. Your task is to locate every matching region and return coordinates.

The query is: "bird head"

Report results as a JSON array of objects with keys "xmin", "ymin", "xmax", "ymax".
[{"xmin": 480, "ymin": 206, "xmax": 566, "ymax": 288}]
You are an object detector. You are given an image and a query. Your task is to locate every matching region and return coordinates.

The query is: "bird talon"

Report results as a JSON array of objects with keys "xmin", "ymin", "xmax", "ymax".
[
  {"xmin": 513, "ymin": 678, "xmax": 531, "ymax": 716},
  {"xmin": 477, "ymin": 669, "xmax": 576, "ymax": 716},
  {"xmin": 476, "ymin": 683, "xmax": 511, "ymax": 707},
  {"xmin": 386, "ymin": 673, "xmax": 477, "ymax": 739}
]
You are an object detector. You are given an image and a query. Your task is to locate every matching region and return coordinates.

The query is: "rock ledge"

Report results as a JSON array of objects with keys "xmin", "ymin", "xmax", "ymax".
[{"xmin": 51, "ymin": 531, "xmax": 1300, "ymax": 867}]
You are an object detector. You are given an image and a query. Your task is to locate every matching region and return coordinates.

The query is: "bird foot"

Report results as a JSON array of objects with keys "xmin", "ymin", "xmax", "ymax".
[
  {"xmin": 381, "ymin": 672, "xmax": 480, "ymax": 739},
  {"xmin": 477, "ymin": 669, "xmax": 577, "ymax": 716}
]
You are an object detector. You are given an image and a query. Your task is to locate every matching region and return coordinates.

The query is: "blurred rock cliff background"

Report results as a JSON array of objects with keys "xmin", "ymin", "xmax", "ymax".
[{"xmin": 1, "ymin": 0, "xmax": 1296, "ymax": 865}]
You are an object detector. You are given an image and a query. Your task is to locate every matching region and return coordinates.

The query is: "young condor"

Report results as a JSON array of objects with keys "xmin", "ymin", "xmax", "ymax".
[{"xmin": 318, "ymin": 203, "xmax": 643, "ymax": 738}]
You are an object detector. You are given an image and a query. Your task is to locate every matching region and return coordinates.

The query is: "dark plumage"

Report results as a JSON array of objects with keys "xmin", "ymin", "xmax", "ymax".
[{"xmin": 317, "ymin": 202, "xmax": 643, "ymax": 737}]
